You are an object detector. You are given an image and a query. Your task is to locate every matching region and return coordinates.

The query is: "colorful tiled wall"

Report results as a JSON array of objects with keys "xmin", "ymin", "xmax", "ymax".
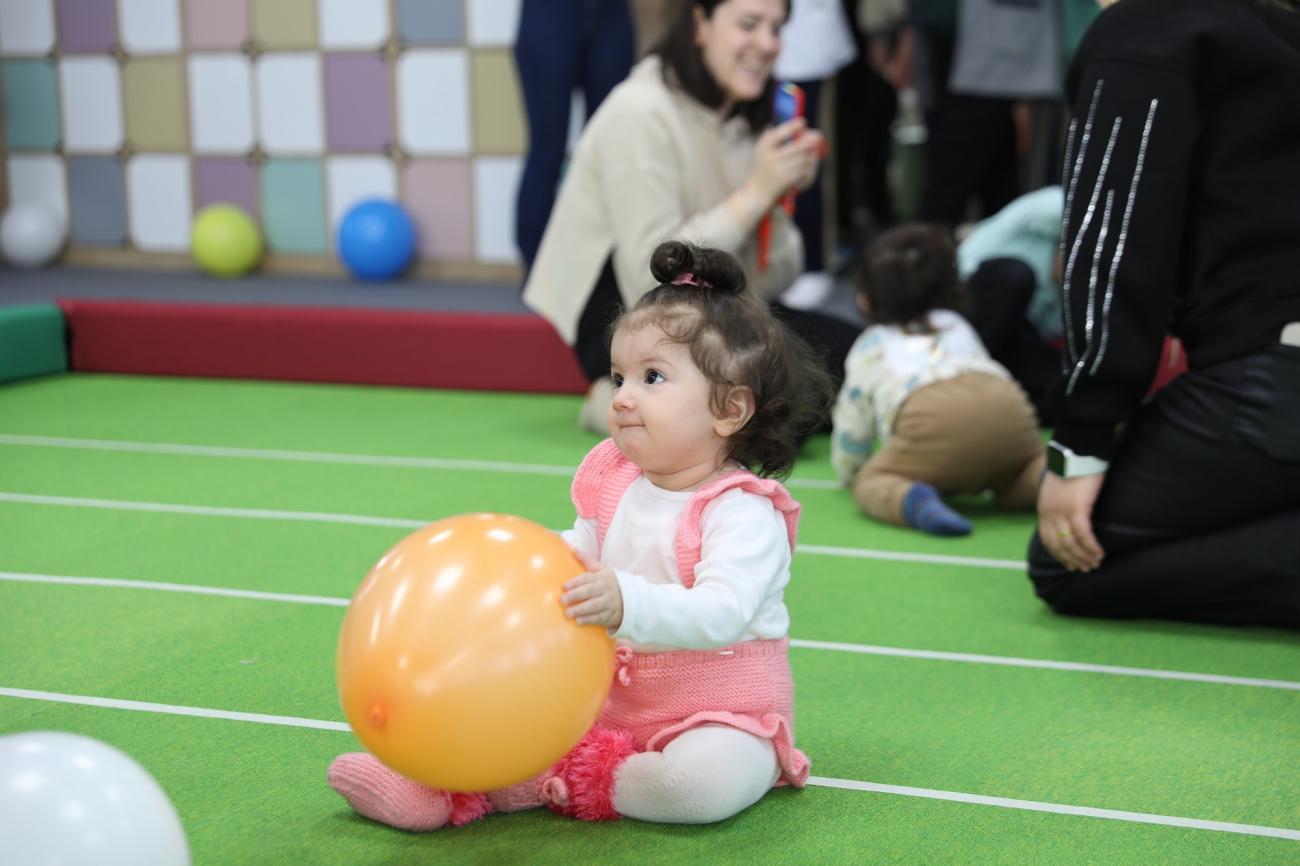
[{"xmin": 0, "ymin": 0, "xmax": 533, "ymax": 277}]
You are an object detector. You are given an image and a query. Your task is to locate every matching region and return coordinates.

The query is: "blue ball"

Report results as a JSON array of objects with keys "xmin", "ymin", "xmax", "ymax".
[{"xmin": 337, "ymin": 200, "xmax": 417, "ymax": 280}]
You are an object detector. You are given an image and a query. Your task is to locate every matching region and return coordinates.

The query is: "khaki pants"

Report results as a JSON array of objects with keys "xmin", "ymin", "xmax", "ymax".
[{"xmin": 853, "ymin": 373, "xmax": 1045, "ymax": 526}]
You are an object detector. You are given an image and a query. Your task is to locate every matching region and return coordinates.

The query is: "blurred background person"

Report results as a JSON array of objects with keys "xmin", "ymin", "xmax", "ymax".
[
  {"xmin": 523, "ymin": 0, "xmax": 859, "ymax": 434},
  {"xmin": 514, "ymin": 0, "xmax": 637, "ymax": 271}
]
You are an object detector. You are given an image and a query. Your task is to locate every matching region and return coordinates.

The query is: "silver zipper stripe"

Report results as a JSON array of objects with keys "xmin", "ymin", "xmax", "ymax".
[
  {"xmin": 1064, "ymin": 105, "xmax": 1119, "ymax": 374},
  {"xmin": 1068, "ymin": 187, "xmax": 1115, "ymax": 393},
  {"xmin": 1090, "ymin": 98, "xmax": 1159, "ymax": 377},
  {"xmin": 1062, "ymin": 80, "xmax": 1104, "ymax": 363}
]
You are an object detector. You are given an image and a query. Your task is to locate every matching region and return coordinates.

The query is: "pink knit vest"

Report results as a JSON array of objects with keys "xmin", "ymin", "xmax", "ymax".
[
  {"xmin": 570, "ymin": 438, "xmax": 801, "ymax": 584},
  {"xmin": 569, "ymin": 439, "xmax": 810, "ymax": 787}
]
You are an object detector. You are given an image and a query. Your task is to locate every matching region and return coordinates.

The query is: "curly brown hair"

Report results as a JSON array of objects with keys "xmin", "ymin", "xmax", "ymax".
[{"xmin": 610, "ymin": 240, "xmax": 833, "ymax": 479}]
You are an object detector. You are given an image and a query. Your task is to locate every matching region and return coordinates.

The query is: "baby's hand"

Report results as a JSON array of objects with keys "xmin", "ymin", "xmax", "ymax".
[{"xmin": 561, "ymin": 549, "xmax": 623, "ymax": 629}]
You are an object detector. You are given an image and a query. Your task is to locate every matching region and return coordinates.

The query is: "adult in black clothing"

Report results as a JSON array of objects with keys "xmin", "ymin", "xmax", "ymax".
[{"xmin": 1030, "ymin": 0, "xmax": 1300, "ymax": 630}]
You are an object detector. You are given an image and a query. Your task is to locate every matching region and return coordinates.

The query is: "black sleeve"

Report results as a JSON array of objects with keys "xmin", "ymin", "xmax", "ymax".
[{"xmin": 1047, "ymin": 58, "xmax": 1199, "ymax": 461}]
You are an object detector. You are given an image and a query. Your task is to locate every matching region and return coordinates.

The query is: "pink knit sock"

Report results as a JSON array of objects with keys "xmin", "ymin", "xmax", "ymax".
[
  {"xmin": 486, "ymin": 773, "xmax": 548, "ymax": 813},
  {"xmin": 327, "ymin": 753, "xmax": 491, "ymax": 832},
  {"xmin": 546, "ymin": 727, "xmax": 637, "ymax": 821}
]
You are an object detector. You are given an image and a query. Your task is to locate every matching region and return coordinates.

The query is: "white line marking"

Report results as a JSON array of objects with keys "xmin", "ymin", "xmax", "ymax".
[
  {"xmin": 4, "ymin": 572, "xmax": 1296, "ymax": 692},
  {"xmin": 0, "ymin": 687, "xmax": 350, "ymax": 731},
  {"xmin": 806, "ymin": 776, "xmax": 1300, "ymax": 841},
  {"xmin": 0, "ymin": 493, "xmax": 1016, "ymax": 570},
  {"xmin": 799, "ymin": 544, "xmax": 1023, "ymax": 570},
  {"xmin": 0, "ymin": 686, "xmax": 1295, "ymax": 841},
  {"xmin": 0, "ymin": 433, "xmax": 843, "ymax": 490},
  {"xmin": 0, "ymin": 492, "xmax": 427, "ymax": 529},
  {"xmin": 0, "ymin": 571, "xmax": 350, "ymax": 607},
  {"xmin": 789, "ymin": 639, "xmax": 1300, "ymax": 691}
]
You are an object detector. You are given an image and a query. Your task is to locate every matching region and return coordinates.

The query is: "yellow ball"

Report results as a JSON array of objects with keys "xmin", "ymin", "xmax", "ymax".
[
  {"xmin": 337, "ymin": 513, "xmax": 616, "ymax": 792},
  {"xmin": 191, "ymin": 205, "xmax": 262, "ymax": 278}
]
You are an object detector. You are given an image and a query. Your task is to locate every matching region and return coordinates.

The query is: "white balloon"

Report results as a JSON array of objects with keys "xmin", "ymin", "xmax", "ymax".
[
  {"xmin": 0, "ymin": 203, "xmax": 66, "ymax": 269},
  {"xmin": 0, "ymin": 731, "xmax": 190, "ymax": 866}
]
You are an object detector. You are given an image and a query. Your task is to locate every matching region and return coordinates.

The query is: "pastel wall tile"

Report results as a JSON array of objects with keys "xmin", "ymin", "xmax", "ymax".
[
  {"xmin": 123, "ymin": 57, "xmax": 187, "ymax": 149},
  {"xmin": 466, "ymin": 0, "xmax": 519, "ymax": 47},
  {"xmin": 184, "ymin": 0, "xmax": 246, "ymax": 49},
  {"xmin": 402, "ymin": 158, "xmax": 472, "ymax": 260},
  {"xmin": 67, "ymin": 156, "xmax": 126, "ymax": 244},
  {"xmin": 195, "ymin": 157, "xmax": 258, "ymax": 217},
  {"xmin": 318, "ymin": 0, "xmax": 389, "ymax": 50},
  {"xmin": 261, "ymin": 158, "xmax": 326, "ymax": 253},
  {"xmin": 324, "ymin": 53, "xmax": 390, "ymax": 152},
  {"xmin": 325, "ymin": 155, "xmax": 397, "ymax": 247},
  {"xmin": 256, "ymin": 53, "xmax": 324, "ymax": 153},
  {"xmin": 397, "ymin": 49, "xmax": 469, "ymax": 155},
  {"xmin": 119, "ymin": 0, "xmax": 181, "ymax": 54},
  {"xmin": 250, "ymin": 0, "xmax": 317, "ymax": 49},
  {"xmin": 6, "ymin": 154, "xmax": 68, "ymax": 222},
  {"xmin": 396, "ymin": 0, "xmax": 462, "ymax": 45},
  {"xmin": 57, "ymin": 0, "xmax": 117, "ymax": 53},
  {"xmin": 188, "ymin": 54, "xmax": 254, "ymax": 154},
  {"xmin": 126, "ymin": 153, "xmax": 191, "ymax": 250},
  {"xmin": 59, "ymin": 56, "xmax": 123, "ymax": 152},
  {"xmin": 2, "ymin": 60, "xmax": 60, "ymax": 149},
  {"xmin": 470, "ymin": 49, "xmax": 524, "ymax": 154},
  {"xmin": 472, "ymin": 155, "xmax": 520, "ymax": 263},
  {"xmin": 0, "ymin": 0, "xmax": 56, "ymax": 56}
]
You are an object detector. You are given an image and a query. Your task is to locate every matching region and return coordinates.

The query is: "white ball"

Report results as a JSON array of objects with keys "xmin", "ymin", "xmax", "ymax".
[
  {"xmin": 0, "ymin": 731, "xmax": 191, "ymax": 866},
  {"xmin": 0, "ymin": 203, "xmax": 67, "ymax": 269}
]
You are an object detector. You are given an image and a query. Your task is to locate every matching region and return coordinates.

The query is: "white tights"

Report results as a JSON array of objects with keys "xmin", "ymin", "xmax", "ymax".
[{"xmin": 611, "ymin": 725, "xmax": 780, "ymax": 824}]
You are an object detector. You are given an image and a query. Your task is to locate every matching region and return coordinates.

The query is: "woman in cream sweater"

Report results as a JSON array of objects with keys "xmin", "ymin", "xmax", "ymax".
[{"xmin": 523, "ymin": 0, "xmax": 860, "ymax": 431}]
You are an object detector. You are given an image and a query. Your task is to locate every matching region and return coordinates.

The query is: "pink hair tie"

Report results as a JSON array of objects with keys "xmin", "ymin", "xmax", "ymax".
[{"xmin": 671, "ymin": 272, "xmax": 712, "ymax": 288}]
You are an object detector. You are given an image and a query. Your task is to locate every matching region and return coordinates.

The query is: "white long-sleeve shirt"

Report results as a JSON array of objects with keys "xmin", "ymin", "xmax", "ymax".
[
  {"xmin": 562, "ymin": 477, "xmax": 792, "ymax": 653},
  {"xmin": 831, "ymin": 309, "xmax": 1011, "ymax": 484}
]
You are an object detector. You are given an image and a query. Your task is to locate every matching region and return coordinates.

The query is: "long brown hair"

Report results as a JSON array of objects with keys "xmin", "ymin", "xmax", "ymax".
[{"xmin": 649, "ymin": 0, "xmax": 791, "ymax": 134}]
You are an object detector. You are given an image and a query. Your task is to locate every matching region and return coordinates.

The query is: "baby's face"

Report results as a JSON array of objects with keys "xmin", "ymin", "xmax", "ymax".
[{"xmin": 607, "ymin": 324, "xmax": 726, "ymax": 485}]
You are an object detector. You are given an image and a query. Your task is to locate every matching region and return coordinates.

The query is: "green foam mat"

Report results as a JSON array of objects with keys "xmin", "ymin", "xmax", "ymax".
[{"xmin": 0, "ymin": 302, "xmax": 67, "ymax": 382}]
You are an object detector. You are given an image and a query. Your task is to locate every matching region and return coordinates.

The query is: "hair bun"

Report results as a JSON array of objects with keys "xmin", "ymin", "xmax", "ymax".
[{"xmin": 649, "ymin": 240, "xmax": 746, "ymax": 295}]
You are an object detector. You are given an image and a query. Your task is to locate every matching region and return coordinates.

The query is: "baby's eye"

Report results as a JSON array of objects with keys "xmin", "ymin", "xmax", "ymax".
[
  {"xmin": 644, "ymin": 369, "xmax": 664, "ymax": 384},
  {"xmin": 611, "ymin": 372, "xmax": 624, "ymax": 388}
]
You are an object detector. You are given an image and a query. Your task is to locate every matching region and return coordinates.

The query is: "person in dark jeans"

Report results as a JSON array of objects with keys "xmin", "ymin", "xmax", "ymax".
[
  {"xmin": 913, "ymin": 10, "xmax": 1019, "ymax": 227},
  {"xmin": 513, "ymin": 0, "xmax": 635, "ymax": 270},
  {"xmin": 1030, "ymin": 0, "xmax": 1300, "ymax": 631}
]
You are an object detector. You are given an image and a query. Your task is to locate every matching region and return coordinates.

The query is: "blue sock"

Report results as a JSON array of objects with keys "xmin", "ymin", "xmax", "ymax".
[{"xmin": 901, "ymin": 482, "xmax": 972, "ymax": 537}]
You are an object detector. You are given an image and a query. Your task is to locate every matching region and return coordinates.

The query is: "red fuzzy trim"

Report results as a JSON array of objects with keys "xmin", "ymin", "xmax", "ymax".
[
  {"xmin": 448, "ymin": 792, "xmax": 493, "ymax": 827},
  {"xmin": 547, "ymin": 727, "xmax": 636, "ymax": 821}
]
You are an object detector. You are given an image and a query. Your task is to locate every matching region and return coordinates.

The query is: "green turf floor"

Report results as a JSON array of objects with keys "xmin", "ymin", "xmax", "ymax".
[{"xmin": 1, "ymin": 373, "xmax": 1297, "ymax": 864}]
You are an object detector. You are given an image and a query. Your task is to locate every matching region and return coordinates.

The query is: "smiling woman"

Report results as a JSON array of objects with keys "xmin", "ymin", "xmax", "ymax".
[{"xmin": 522, "ymin": 0, "xmax": 860, "ymax": 435}]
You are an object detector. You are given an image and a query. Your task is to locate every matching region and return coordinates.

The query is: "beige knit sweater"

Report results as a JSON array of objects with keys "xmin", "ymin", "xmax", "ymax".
[{"xmin": 523, "ymin": 56, "xmax": 803, "ymax": 346}]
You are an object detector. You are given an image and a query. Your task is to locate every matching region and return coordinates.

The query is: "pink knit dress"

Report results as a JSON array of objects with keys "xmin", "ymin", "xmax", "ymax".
[{"xmin": 571, "ymin": 439, "xmax": 810, "ymax": 787}]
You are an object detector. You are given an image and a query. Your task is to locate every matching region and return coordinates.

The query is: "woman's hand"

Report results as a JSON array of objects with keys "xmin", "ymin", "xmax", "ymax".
[
  {"xmin": 1037, "ymin": 472, "xmax": 1106, "ymax": 572},
  {"xmin": 561, "ymin": 548, "xmax": 624, "ymax": 628},
  {"xmin": 747, "ymin": 118, "xmax": 826, "ymax": 206}
]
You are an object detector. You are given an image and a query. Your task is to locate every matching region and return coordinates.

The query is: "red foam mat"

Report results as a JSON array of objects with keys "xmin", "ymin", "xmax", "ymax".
[{"xmin": 58, "ymin": 299, "xmax": 588, "ymax": 395}]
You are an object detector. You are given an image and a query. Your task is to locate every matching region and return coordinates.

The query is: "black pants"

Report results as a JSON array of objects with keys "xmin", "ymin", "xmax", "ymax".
[
  {"xmin": 573, "ymin": 257, "xmax": 860, "ymax": 393},
  {"xmin": 966, "ymin": 257, "xmax": 1061, "ymax": 425},
  {"xmin": 918, "ymin": 29, "xmax": 1020, "ymax": 227},
  {"xmin": 1028, "ymin": 344, "xmax": 1300, "ymax": 629},
  {"xmin": 513, "ymin": 0, "xmax": 634, "ymax": 269},
  {"xmin": 789, "ymin": 80, "xmax": 825, "ymax": 272}
]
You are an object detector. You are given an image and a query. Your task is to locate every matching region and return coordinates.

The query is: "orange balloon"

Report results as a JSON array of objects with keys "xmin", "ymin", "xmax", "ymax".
[{"xmin": 336, "ymin": 513, "xmax": 615, "ymax": 792}]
